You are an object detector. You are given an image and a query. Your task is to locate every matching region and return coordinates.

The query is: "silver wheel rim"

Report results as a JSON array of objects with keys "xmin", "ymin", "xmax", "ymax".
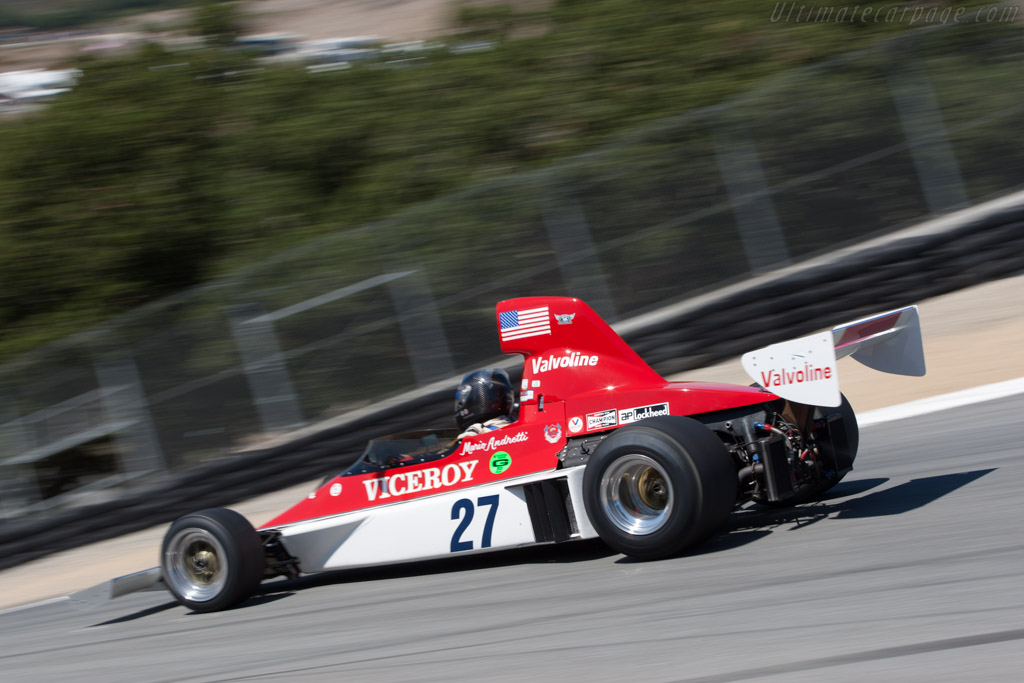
[
  {"xmin": 164, "ymin": 527, "xmax": 229, "ymax": 603},
  {"xmin": 599, "ymin": 454, "xmax": 673, "ymax": 535}
]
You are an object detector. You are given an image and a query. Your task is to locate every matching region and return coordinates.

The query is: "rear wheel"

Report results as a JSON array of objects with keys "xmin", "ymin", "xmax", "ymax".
[
  {"xmin": 161, "ymin": 508, "xmax": 264, "ymax": 612},
  {"xmin": 804, "ymin": 392, "xmax": 859, "ymax": 499},
  {"xmin": 583, "ymin": 416, "xmax": 737, "ymax": 560},
  {"xmin": 761, "ymin": 393, "xmax": 859, "ymax": 506}
]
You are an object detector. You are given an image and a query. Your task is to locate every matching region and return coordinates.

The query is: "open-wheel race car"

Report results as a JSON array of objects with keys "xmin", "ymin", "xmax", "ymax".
[{"xmin": 156, "ymin": 296, "xmax": 925, "ymax": 612}]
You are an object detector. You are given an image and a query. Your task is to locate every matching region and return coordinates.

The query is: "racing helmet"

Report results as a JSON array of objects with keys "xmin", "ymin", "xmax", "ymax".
[{"xmin": 455, "ymin": 369, "xmax": 514, "ymax": 431}]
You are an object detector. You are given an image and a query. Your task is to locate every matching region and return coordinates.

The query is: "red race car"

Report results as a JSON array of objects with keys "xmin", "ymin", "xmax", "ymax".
[{"xmin": 156, "ymin": 296, "xmax": 924, "ymax": 612}]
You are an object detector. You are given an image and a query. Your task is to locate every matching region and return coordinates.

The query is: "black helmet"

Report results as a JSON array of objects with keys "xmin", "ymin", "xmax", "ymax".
[{"xmin": 455, "ymin": 369, "xmax": 514, "ymax": 431}]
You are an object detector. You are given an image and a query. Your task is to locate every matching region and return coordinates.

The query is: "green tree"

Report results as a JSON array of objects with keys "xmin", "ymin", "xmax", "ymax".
[{"xmin": 191, "ymin": 0, "xmax": 244, "ymax": 47}]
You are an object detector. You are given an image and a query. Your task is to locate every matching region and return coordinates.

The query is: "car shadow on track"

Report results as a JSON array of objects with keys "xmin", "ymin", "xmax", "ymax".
[
  {"xmin": 255, "ymin": 538, "xmax": 618, "ymax": 599},
  {"xmin": 90, "ymin": 591, "xmax": 295, "ymax": 625},
  {"xmin": 614, "ymin": 469, "xmax": 995, "ymax": 564},
  {"xmin": 818, "ymin": 476, "xmax": 890, "ymax": 501},
  {"xmin": 150, "ymin": 469, "xmax": 994, "ymax": 614},
  {"xmin": 729, "ymin": 468, "xmax": 996, "ymax": 532},
  {"xmin": 91, "ymin": 600, "xmax": 179, "ymax": 626},
  {"xmin": 106, "ymin": 540, "xmax": 619, "ymax": 619}
]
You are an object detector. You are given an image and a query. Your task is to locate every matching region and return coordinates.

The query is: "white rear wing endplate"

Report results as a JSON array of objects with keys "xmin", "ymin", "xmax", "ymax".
[{"xmin": 741, "ymin": 306, "xmax": 925, "ymax": 407}]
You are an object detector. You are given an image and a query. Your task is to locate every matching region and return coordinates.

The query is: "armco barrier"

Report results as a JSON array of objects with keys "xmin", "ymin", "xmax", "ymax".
[
  {"xmin": 4, "ymin": 25, "xmax": 1024, "ymax": 520},
  {"xmin": 0, "ymin": 191, "xmax": 1021, "ymax": 571},
  {"xmin": 623, "ymin": 190, "xmax": 1024, "ymax": 373}
]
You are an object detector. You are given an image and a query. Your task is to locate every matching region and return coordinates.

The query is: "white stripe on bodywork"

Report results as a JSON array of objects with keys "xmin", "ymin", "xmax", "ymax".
[{"xmin": 277, "ymin": 467, "xmax": 593, "ymax": 572}]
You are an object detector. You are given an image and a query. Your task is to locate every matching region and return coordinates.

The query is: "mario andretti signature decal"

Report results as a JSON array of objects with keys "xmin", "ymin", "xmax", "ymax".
[{"xmin": 462, "ymin": 432, "xmax": 528, "ymax": 455}]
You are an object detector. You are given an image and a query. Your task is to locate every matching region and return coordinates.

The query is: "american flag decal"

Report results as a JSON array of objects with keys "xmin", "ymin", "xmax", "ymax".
[{"xmin": 499, "ymin": 306, "xmax": 551, "ymax": 342}]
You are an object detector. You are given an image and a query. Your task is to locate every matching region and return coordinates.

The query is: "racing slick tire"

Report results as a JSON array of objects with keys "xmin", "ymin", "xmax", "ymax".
[
  {"xmin": 583, "ymin": 415, "xmax": 737, "ymax": 560},
  {"xmin": 161, "ymin": 508, "xmax": 264, "ymax": 613}
]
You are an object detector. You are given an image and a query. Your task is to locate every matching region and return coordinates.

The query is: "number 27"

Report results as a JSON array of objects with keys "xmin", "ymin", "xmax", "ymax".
[{"xmin": 450, "ymin": 495, "xmax": 499, "ymax": 552}]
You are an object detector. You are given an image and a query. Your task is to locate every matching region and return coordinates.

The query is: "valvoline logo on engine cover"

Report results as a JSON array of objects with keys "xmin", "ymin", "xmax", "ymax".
[{"xmin": 530, "ymin": 351, "xmax": 599, "ymax": 373}]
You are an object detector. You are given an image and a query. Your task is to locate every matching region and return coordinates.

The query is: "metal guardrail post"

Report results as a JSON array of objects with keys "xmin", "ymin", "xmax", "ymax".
[
  {"xmin": 0, "ymin": 400, "xmax": 32, "ymax": 461},
  {"xmin": 0, "ymin": 465, "xmax": 41, "ymax": 515},
  {"xmin": 93, "ymin": 356, "xmax": 166, "ymax": 472},
  {"xmin": 0, "ymin": 403, "xmax": 41, "ymax": 513},
  {"xmin": 227, "ymin": 303, "xmax": 306, "ymax": 433},
  {"xmin": 713, "ymin": 124, "xmax": 791, "ymax": 272},
  {"xmin": 543, "ymin": 193, "xmax": 618, "ymax": 322},
  {"xmin": 387, "ymin": 268, "xmax": 456, "ymax": 385},
  {"xmin": 888, "ymin": 63, "xmax": 970, "ymax": 214}
]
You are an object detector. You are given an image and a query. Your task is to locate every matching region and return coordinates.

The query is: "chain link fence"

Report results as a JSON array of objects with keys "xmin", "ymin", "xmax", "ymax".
[{"xmin": 1, "ymin": 26, "xmax": 1022, "ymax": 517}]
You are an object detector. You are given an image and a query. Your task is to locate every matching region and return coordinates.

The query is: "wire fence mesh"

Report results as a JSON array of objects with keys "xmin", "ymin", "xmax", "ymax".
[{"xmin": 1, "ymin": 26, "xmax": 1022, "ymax": 516}]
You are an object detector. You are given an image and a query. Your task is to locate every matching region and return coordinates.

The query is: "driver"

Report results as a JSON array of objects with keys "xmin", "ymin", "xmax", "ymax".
[{"xmin": 455, "ymin": 369, "xmax": 515, "ymax": 439}]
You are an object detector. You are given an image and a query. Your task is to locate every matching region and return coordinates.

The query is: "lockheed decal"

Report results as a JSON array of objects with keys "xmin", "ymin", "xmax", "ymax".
[{"xmin": 618, "ymin": 402, "xmax": 670, "ymax": 424}]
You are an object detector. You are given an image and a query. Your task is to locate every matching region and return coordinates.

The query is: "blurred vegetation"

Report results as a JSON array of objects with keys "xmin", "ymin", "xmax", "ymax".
[
  {"xmin": 0, "ymin": 0, "xmax": 1021, "ymax": 364},
  {"xmin": 0, "ymin": 0, "xmax": 192, "ymax": 31},
  {"xmin": 190, "ymin": 0, "xmax": 243, "ymax": 46}
]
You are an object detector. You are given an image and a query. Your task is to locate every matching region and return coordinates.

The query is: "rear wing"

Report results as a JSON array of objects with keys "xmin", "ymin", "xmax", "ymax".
[{"xmin": 740, "ymin": 306, "xmax": 924, "ymax": 407}]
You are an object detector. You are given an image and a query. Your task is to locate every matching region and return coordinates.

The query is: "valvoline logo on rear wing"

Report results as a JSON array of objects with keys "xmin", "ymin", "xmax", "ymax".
[
  {"xmin": 740, "ymin": 306, "xmax": 925, "ymax": 407},
  {"xmin": 496, "ymin": 297, "xmax": 664, "ymax": 402}
]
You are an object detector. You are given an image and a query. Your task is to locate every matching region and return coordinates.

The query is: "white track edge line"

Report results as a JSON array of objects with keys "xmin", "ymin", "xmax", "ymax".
[
  {"xmin": 0, "ymin": 595, "xmax": 69, "ymax": 616},
  {"xmin": 858, "ymin": 376, "xmax": 1024, "ymax": 427}
]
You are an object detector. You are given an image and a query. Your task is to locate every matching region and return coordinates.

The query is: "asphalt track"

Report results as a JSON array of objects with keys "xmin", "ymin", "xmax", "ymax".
[{"xmin": 1, "ymin": 393, "xmax": 1021, "ymax": 683}]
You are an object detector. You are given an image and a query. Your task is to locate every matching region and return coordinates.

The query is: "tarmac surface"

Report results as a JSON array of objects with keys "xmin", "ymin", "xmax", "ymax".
[
  {"xmin": 1, "ymin": 390, "xmax": 1021, "ymax": 682},
  {"xmin": 0, "ymin": 272, "xmax": 1021, "ymax": 612}
]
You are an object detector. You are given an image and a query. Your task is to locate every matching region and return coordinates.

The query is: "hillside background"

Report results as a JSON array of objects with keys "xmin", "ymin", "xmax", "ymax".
[{"xmin": 0, "ymin": 0, "xmax": 1019, "ymax": 361}]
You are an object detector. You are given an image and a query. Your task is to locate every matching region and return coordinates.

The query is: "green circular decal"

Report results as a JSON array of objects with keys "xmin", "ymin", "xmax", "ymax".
[{"xmin": 490, "ymin": 451, "xmax": 512, "ymax": 474}]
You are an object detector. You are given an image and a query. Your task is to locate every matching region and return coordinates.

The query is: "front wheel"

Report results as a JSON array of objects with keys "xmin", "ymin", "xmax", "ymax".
[
  {"xmin": 161, "ymin": 508, "xmax": 264, "ymax": 612},
  {"xmin": 582, "ymin": 416, "xmax": 737, "ymax": 560}
]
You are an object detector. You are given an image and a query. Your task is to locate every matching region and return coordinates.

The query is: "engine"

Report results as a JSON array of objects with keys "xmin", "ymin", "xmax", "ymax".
[{"xmin": 696, "ymin": 400, "xmax": 857, "ymax": 504}]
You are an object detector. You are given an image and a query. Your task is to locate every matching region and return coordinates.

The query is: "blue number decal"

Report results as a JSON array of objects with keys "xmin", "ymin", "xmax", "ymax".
[
  {"xmin": 450, "ymin": 498, "xmax": 474, "ymax": 552},
  {"xmin": 450, "ymin": 496, "xmax": 501, "ymax": 552},
  {"xmin": 477, "ymin": 495, "xmax": 499, "ymax": 548}
]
